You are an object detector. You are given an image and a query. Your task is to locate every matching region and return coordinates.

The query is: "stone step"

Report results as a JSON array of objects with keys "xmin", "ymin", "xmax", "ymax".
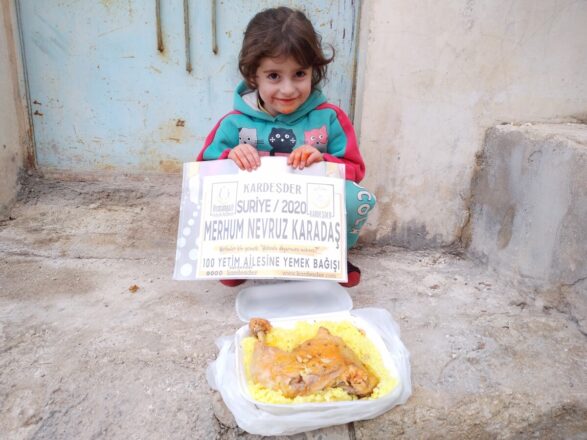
[{"xmin": 468, "ymin": 123, "xmax": 587, "ymax": 288}]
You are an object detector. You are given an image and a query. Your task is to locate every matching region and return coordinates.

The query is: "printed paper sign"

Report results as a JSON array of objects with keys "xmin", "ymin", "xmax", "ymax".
[{"xmin": 173, "ymin": 157, "xmax": 347, "ymax": 281}]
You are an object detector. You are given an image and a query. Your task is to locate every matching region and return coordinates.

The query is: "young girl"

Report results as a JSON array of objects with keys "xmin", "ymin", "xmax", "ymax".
[{"xmin": 197, "ymin": 7, "xmax": 376, "ymax": 288}]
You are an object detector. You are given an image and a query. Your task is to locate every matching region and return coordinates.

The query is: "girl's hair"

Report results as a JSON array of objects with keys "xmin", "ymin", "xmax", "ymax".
[{"xmin": 239, "ymin": 7, "xmax": 334, "ymax": 89}]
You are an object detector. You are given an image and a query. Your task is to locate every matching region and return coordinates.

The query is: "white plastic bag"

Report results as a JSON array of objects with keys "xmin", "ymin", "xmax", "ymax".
[{"xmin": 206, "ymin": 308, "xmax": 412, "ymax": 436}]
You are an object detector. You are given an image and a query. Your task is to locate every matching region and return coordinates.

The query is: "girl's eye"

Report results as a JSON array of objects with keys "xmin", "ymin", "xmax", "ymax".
[
  {"xmin": 268, "ymin": 73, "xmax": 279, "ymax": 80},
  {"xmin": 295, "ymin": 71, "xmax": 307, "ymax": 78}
]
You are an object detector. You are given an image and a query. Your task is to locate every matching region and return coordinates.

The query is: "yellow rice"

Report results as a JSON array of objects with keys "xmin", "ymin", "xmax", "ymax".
[{"xmin": 241, "ymin": 320, "xmax": 398, "ymax": 404}]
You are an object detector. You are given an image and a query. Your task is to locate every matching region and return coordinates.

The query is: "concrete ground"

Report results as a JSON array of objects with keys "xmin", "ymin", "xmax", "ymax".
[{"xmin": 0, "ymin": 173, "xmax": 586, "ymax": 439}]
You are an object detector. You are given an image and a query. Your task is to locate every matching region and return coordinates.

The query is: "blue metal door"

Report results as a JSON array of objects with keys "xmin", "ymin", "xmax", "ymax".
[{"xmin": 18, "ymin": 0, "xmax": 360, "ymax": 173}]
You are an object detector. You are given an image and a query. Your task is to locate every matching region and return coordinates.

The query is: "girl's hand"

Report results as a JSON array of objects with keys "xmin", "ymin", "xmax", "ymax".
[
  {"xmin": 228, "ymin": 144, "xmax": 261, "ymax": 171},
  {"xmin": 287, "ymin": 145, "xmax": 323, "ymax": 170}
]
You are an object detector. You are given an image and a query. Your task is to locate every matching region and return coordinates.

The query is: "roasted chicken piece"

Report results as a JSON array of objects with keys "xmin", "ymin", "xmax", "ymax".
[{"xmin": 248, "ymin": 317, "xmax": 379, "ymax": 398}]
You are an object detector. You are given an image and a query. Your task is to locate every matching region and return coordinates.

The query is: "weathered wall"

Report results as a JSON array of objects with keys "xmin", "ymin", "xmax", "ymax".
[
  {"xmin": 468, "ymin": 124, "xmax": 587, "ymax": 287},
  {"xmin": 355, "ymin": 0, "xmax": 587, "ymax": 248},
  {"xmin": 0, "ymin": 1, "xmax": 28, "ymax": 219},
  {"xmin": 4, "ymin": 1, "xmax": 587, "ymax": 244}
]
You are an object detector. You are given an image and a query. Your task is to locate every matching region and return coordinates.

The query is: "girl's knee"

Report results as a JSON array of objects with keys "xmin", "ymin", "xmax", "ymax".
[{"xmin": 346, "ymin": 181, "xmax": 376, "ymax": 216}]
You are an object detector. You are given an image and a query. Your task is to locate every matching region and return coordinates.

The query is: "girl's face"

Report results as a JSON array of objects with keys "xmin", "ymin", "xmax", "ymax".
[{"xmin": 254, "ymin": 56, "xmax": 313, "ymax": 116}]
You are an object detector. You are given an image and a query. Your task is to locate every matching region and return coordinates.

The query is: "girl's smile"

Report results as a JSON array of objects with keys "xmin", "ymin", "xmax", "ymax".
[{"xmin": 254, "ymin": 56, "xmax": 313, "ymax": 116}]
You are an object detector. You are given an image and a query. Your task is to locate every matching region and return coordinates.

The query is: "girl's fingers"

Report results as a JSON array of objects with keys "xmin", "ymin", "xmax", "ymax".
[
  {"xmin": 231, "ymin": 144, "xmax": 260, "ymax": 171},
  {"xmin": 228, "ymin": 149, "xmax": 245, "ymax": 170},
  {"xmin": 289, "ymin": 150, "xmax": 301, "ymax": 168},
  {"xmin": 307, "ymin": 150, "xmax": 322, "ymax": 166},
  {"xmin": 293, "ymin": 146, "xmax": 323, "ymax": 169},
  {"xmin": 237, "ymin": 149, "xmax": 254, "ymax": 171},
  {"xmin": 299, "ymin": 150, "xmax": 312, "ymax": 169},
  {"xmin": 295, "ymin": 151, "xmax": 304, "ymax": 168},
  {"xmin": 288, "ymin": 145, "xmax": 320, "ymax": 168},
  {"xmin": 243, "ymin": 145, "xmax": 261, "ymax": 168},
  {"xmin": 287, "ymin": 149, "xmax": 300, "ymax": 166}
]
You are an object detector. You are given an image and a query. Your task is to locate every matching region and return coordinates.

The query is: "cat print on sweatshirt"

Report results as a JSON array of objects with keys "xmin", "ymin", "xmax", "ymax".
[
  {"xmin": 304, "ymin": 125, "xmax": 328, "ymax": 152},
  {"xmin": 268, "ymin": 127, "xmax": 296, "ymax": 155},
  {"xmin": 238, "ymin": 127, "xmax": 258, "ymax": 148}
]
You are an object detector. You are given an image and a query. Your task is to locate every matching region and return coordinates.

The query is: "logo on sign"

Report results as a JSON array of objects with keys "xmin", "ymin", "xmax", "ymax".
[
  {"xmin": 210, "ymin": 182, "xmax": 237, "ymax": 216},
  {"xmin": 307, "ymin": 183, "xmax": 335, "ymax": 219}
]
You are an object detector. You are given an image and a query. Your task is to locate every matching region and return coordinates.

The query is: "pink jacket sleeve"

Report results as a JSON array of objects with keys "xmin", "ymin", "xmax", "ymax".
[{"xmin": 316, "ymin": 103, "xmax": 365, "ymax": 183}]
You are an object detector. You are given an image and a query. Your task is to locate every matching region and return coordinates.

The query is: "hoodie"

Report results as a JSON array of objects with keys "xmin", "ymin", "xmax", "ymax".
[{"xmin": 197, "ymin": 81, "xmax": 365, "ymax": 182}]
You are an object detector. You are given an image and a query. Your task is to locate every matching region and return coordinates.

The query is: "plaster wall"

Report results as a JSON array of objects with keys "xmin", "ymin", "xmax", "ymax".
[
  {"xmin": 469, "ymin": 124, "xmax": 587, "ymax": 287},
  {"xmin": 0, "ymin": 1, "xmax": 28, "ymax": 219},
  {"xmin": 355, "ymin": 0, "xmax": 587, "ymax": 248}
]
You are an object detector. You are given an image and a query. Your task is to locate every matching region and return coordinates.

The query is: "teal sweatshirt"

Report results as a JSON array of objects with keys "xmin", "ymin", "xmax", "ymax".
[{"xmin": 197, "ymin": 81, "xmax": 365, "ymax": 182}]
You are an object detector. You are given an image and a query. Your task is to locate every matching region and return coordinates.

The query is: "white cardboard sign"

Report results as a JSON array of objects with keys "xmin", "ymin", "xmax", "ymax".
[{"xmin": 173, "ymin": 157, "xmax": 347, "ymax": 281}]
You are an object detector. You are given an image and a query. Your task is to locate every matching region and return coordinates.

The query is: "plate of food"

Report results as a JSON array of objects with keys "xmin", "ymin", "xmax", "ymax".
[
  {"xmin": 234, "ymin": 310, "xmax": 400, "ymax": 414},
  {"xmin": 208, "ymin": 281, "xmax": 411, "ymax": 433}
]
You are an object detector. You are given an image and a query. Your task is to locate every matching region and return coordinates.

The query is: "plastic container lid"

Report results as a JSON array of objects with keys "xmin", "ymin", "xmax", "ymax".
[{"xmin": 235, "ymin": 280, "xmax": 353, "ymax": 322}]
